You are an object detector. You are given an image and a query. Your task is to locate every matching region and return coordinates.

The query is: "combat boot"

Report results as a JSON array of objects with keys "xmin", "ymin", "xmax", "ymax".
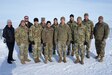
[
  {"xmin": 21, "ymin": 59, "xmax": 26, "ymax": 64},
  {"xmin": 25, "ymin": 58, "xmax": 31, "ymax": 62},
  {"xmin": 34, "ymin": 57, "xmax": 40, "ymax": 63},
  {"xmin": 24, "ymin": 56, "xmax": 31, "ymax": 62},
  {"xmin": 48, "ymin": 57, "xmax": 53, "ymax": 62},
  {"xmin": 86, "ymin": 51, "xmax": 90, "ymax": 58},
  {"xmin": 74, "ymin": 56, "xmax": 80, "ymax": 64},
  {"xmin": 58, "ymin": 57, "xmax": 62, "ymax": 63},
  {"xmin": 44, "ymin": 56, "xmax": 48, "ymax": 64},
  {"xmin": 80, "ymin": 57, "xmax": 84, "ymax": 65},
  {"xmin": 37, "ymin": 57, "xmax": 41, "ymax": 62},
  {"xmin": 63, "ymin": 57, "xmax": 67, "ymax": 63},
  {"xmin": 99, "ymin": 57, "xmax": 103, "ymax": 62}
]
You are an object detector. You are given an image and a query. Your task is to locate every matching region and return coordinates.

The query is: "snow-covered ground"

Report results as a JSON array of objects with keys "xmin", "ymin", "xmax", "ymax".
[
  {"xmin": 0, "ymin": 0, "xmax": 112, "ymax": 75},
  {"xmin": 0, "ymin": 36, "xmax": 112, "ymax": 75}
]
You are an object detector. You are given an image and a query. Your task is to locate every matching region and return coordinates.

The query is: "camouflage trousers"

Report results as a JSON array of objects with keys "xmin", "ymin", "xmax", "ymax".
[
  {"xmin": 68, "ymin": 41, "xmax": 75, "ymax": 52},
  {"xmin": 44, "ymin": 43, "xmax": 53, "ymax": 59},
  {"xmin": 19, "ymin": 44, "xmax": 28, "ymax": 60},
  {"xmin": 85, "ymin": 40, "xmax": 91, "ymax": 53},
  {"xmin": 95, "ymin": 40, "xmax": 106, "ymax": 57},
  {"xmin": 58, "ymin": 41, "xmax": 67, "ymax": 58},
  {"xmin": 32, "ymin": 42, "xmax": 41, "ymax": 59},
  {"xmin": 74, "ymin": 43, "xmax": 85, "ymax": 58}
]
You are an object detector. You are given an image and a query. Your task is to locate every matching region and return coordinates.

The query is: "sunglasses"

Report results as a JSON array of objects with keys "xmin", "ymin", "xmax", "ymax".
[{"xmin": 25, "ymin": 18, "xmax": 28, "ymax": 19}]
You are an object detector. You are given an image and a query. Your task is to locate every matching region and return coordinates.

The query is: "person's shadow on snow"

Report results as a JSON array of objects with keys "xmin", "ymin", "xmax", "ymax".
[
  {"xmin": 90, "ymin": 51, "xmax": 96, "ymax": 59},
  {"xmin": 0, "ymin": 57, "xmax": 16, "ymax": 75}
]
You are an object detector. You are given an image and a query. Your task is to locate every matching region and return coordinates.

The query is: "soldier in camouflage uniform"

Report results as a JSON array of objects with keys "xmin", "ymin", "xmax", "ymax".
[
  {"xmin": 67, "ymin": 14, "xmax": 77, "ymax": 56},
  {"xmin": 73, "ymin": 17, "xmax": 88, "ymax": 65},
  {"xmin": 24, "ymin": 16, "xmax": 33, "ymax": 53},
  {"xmin": 55, "ymin": 17, "xmax": 71, "ymax": 63},
  {"xmin": 82, "ymin": 13, "xmax": 94, "ymax": 58},
  {"xmin": 40, "ymin": 17, "xmax": 46, "ymax": 28},
  {"xmin": 51, "ymin": 18, "xmax": 59, "ymax": 55},
  {"xmin": 94, "ymin": 16, "xmax": 110, "ymax": 62},
  {"xmin": 15, "ymin": 20, "xmax": 31, "ymax": 64},
  {"xmin": 29, "ymin": 18, "xmax": 43, "ymax": 63},
  {"xmin": 40, "ymin": 17, "xmax": 46, "ymax": 55},
  {"xmin": 42, "ymin": 21, "xmax": 54, "ymax": 64}
]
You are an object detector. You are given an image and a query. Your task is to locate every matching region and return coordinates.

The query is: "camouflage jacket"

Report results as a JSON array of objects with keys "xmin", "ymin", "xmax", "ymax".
[
  {"xmin": 82, "ymin": 19, "xmax": 94, "ymax": 39},
  {"xmin": 51, "ymin": 24, "xmax": 59, "ymax": 32},
  {"xmin": 55, "ymin": 23, "xmax": 71, "ymax": 43},
  {"xmin": 29, "ymin": 24, "xmax": 43, "ymax": 42},
  {"xmin": 42, "ymin": 27, "xmax": 54, "ymax": 43},
  {"xmin": 73, "ymin": 23, "xmax": 88, "ymax": 44},
  {"xmin": 94, "ymin": 22, "xmax": 110, "ymax": 41},
  {"xmin": 51, "ymin": 24, "xmax": 59, "ymax": 43},
  {"xmin": 15, "ymin": 26, "xmax": 29, "ymax": 45},
  {"xmin": 67, "ymin": 21, "xmax": 77, "ymax": 41}
]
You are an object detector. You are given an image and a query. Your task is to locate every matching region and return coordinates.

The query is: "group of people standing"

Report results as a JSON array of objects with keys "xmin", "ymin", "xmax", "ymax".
[{"xmin": 3, "ymin": 13, "xmax": 110, "ymax": 65}]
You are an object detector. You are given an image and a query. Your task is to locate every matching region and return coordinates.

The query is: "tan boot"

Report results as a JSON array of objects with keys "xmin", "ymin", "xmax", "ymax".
[
  {"xmin": 34, "ymin": 58, "xmax": 38, "ymax": 63},
  {"xmin": 21, "ymin": 59, "xmax": 26, "ymax": 64},
  {"xmin": 63, "ymin": 57, "xmax": 67, "ymax": 63},
  {"xmin": 44, "ymin": 56, "xmax": 48, "ymax": 64},
  {"xmin": 34, "ymin": 57, "xmax": 40, "ymax": 63},
  {"xmin": 25, "ymin": 58, "xmax": 31, "ymax": 62},
  {"xmin": 80, "ymin": 57, "xmax": 84, "ymax": 65},
  {"xmin": 74, "ymin": 56, "xmax": 80, "ymax": 64},
  {"xmin": 58, "ymin": 57, "xmax": 62, "ymax": 63},
  {"xmin": 48, "ymin": 58, "xmax": 52, "ymax": 62},
  {"xmin": 24, "ymin": 56, "xmax": 31, "ymax": 62},
  {"xmin": 37, "ymin": 57, "xmax": 41, "ymax": 62},
  {"xmin": 99, "ymin": 57, "xmax": 103, "ymax": 62}
]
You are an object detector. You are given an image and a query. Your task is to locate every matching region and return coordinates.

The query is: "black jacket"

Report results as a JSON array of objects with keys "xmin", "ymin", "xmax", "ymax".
[
  {"xmin": 3, "ymin": 25, "xmax": 15, "ymax": 43},
  {"xmin": 25, "ymin": 22, "xmax": 33, "ymax": 28}
]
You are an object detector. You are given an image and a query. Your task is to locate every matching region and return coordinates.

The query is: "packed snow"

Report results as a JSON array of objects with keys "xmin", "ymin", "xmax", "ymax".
[
  {"xmin": 0, "ymin": 0, "xmax": 112, "ymax": 75},
  {"xmin": 0, "ymin": 35, "xmax": 112, "ymax": 75}
]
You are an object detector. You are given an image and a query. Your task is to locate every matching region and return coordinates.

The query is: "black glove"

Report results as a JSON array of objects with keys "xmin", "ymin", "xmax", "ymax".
[
  {"xmin": 31, "ymin": 41, "xmax": 35, "ymax": 45},
  {"xmin": 84, "ymin": 41, "xmax": 88, "ymax": 45},
  {"xmin": 3, "ymin": 39, "xmax": 6, "ymax": 43},
  {"xmin": 43, "ymin": 43, "xmax": 46, "ymax": 47},
  {"xmin": 71, "ymin": 41, "xmax": 74, "ymax": 44}
]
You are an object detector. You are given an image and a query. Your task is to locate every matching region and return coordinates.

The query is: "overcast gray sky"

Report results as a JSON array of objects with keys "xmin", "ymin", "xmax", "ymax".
[{"xmin": 0, "ymin": 0, "xmax": 112, "ymax": 28}]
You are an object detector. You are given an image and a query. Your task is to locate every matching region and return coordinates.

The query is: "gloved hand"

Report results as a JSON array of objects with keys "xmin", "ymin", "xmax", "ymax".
[
  {"xmin": 71, "ymin": 41, "xmax": 74, "ymax": 44},
  {"xmin": 31, "ymin": 41, "xmax": 35, "ymax": 45},
  {"xmin": 84, "ymin": 41, "xmax": 88, "ymax": 45},
  {"xmin": 3, "ymin": 39, "xmax": 6, "ymax": 43},
  {"xmin": 43, "ymin": 43, "xmax": 46, "ymax": 47}
]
